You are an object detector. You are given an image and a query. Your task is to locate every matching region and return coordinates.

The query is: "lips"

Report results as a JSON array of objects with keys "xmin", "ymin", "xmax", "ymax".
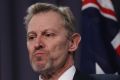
[
  {"xmin": 32, "ymin": 52, "xmax": 47, "ymax": 65},
  {"xmin": 34, "ymin": 52, "xmax": 45, "ymax": 57},
  {"xmin": 32, "ymin": 52, "xmax": 45, "ymax": 62},
  {"xmin": 32, "ymin": 51, "xmax": 47, "ymax": 62}
]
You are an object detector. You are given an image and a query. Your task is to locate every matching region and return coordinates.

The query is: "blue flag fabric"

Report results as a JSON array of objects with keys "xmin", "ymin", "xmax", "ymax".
[{"xmin": 80, "ymin": 0, "xmax": 120, "ymax": 74}]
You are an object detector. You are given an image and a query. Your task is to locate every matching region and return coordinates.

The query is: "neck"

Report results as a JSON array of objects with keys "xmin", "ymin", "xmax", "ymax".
[{"xmin": 41, "ymin": 55, "xmax": 74, "ymax": 80}]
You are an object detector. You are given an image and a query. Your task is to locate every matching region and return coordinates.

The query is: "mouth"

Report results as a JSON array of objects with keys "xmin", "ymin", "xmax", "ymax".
[
  {"xmin": 32, "ymin": 52, "xmax": 46, "ymax": 63},
  {"xmin": 34, "ymin": 52, "xmax": 45, "ymax": 56},
  {"xmin": 31, "ymin": 51, "xmax": 50, "ymax": 70},
  {"xmin": 33, "ymin": 50, "xmax": 46, "ymax": 56}
]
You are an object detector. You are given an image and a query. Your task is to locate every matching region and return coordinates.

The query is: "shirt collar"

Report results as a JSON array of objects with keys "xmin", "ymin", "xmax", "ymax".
[
  {"xmin": 58, "ymin": 65, "xmax": 76, "ymax": 80},
  {"xmin": 39, "ymin": 65, "xmax": 76, "ymax": 80}
]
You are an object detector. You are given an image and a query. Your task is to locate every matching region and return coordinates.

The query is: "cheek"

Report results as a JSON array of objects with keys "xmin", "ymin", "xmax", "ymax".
[
  {"xmin": 46, "ymin": 40, "xmax": 69, "ymax": 68},
  {"xmin": 48, "ymin": 39, "xmax": 69, "ymax": 59},
  {"xmin": 27, "ymin": 43, "xmax": 34, "ymax": 58},
  {"xmin": 27, "ymin": 42, "xmax": 34, "ymax": 52},
  {"xmin": 27, "ymin": 43, "xmax": 31, "ymax": 53}
]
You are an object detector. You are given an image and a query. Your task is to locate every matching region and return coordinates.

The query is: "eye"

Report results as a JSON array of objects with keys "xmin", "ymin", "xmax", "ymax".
[
  {"xmin": 44, "ymin": 32, "xmax": 55, "ymax": 37},
  {"xmin": 27, "ymin": 35, "xmax": 36, "ymax": 41},
  {"xmin": 27, "ymin": 32, "xmax": 37, "ymax": 41}
]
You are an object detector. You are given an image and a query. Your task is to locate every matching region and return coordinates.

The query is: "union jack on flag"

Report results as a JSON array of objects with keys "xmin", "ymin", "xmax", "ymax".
[{"xmin": 80, "ymin": 0, "xmax": 120, "ymax": 74}]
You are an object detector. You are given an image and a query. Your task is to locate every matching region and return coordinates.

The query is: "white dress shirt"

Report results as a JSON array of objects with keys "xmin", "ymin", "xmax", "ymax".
[{"xmin": 39, "ymin": 65, "xmax": 76, "ymax": 80}]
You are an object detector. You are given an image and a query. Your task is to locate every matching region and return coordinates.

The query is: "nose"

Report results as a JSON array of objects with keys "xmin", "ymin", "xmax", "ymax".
[{"xmin": 34, "ymin": 36, "xmax": 45, "ymax": 50}]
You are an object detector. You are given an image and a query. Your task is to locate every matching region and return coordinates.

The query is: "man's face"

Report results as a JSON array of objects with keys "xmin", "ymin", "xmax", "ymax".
[{"xmin": 27, "ymin": 11, "xmax": 73, "ymax": 73}]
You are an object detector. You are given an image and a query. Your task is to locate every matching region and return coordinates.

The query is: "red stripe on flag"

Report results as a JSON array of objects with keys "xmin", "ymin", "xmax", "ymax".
[
  {"xmin": 116, "ymin": 45, "xmax": 120, "ymax": 56},
  {"xmin": 82, "ymin": 0, "xmax": 116, "ymax": 17}
]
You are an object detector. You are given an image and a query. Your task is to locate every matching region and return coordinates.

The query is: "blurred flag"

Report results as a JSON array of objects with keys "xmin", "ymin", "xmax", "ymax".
[
  {"xmin": 111, "ymin": 31, "xmax": 120, "ymax": 56},
  {"xmin": 80, "ymin": 0, "xmax": 120, "ymax": 74}
]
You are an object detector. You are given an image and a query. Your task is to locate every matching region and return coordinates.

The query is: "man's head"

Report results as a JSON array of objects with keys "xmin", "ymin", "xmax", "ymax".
[
  {"xmin": 25, "ymin": 3, "xmax": 81, "ymax": 75},
  {"xmin": 25, "ymin": 3, "xmax": 75, "ymax": 37}
]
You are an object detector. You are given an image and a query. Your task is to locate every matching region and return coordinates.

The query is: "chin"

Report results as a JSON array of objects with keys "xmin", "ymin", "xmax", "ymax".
[
  {"xmin": 31, "ymin": 62, "xmax": 44, "ymax": 72},
  {"xmin": 32, "ymin": 62, "xmax": 53, "ymax": 74}
]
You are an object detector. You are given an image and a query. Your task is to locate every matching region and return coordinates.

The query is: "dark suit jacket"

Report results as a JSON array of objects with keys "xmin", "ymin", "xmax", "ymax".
[
  {"xmin": 73, "ymin": 70, "xmax": 93, "ymax": 80},
  {"xmin": 73, "ymin": 70, "xmax": 120, "ymax": 80},
  {"xmin": 91, "ymin": 74, "xmax": 120, "ymax": 80}
]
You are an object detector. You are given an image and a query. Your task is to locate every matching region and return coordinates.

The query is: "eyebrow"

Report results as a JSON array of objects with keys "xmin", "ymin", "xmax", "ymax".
[
  {"xmin": 27, "ymin": 31, "xmax": 36, "ymax": 36},
  {"xmin": 44, "ymin": 29, "xmax": 56, "ymax": 32},
  {"xmin": 27, "ymin": 28, "xmax": 59, "ymax": 36}
]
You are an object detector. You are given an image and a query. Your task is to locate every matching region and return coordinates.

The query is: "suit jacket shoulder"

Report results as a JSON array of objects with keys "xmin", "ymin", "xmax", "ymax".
[{"xmin": 73, "ymin": 70, "xmax": 94, "ymax": 80}]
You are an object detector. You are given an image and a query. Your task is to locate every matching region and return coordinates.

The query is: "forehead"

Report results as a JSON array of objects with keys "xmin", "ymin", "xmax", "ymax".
[{"xmin": 27, "ymin": 11, "xmax": 66, "ymax": 32}]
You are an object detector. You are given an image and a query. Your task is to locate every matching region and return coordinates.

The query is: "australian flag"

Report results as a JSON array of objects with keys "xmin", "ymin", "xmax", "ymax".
[{"xmin": 80, "ymin": 0, "xmax": 120, "ymax": 74}]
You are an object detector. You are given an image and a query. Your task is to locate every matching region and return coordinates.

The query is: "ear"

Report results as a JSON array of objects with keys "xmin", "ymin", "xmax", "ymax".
[{"xmin": 68, "ymin": 33, "xmax": 81, "ymax": 53}]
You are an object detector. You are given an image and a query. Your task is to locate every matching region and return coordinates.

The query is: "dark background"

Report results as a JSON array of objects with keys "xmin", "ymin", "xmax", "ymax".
[{"xmin": 1, "ymin": 0, "xmax": 120, "ymax": 80}]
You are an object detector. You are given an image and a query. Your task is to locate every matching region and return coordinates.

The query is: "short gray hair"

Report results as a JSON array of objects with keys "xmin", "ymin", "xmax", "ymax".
[{"xmin": 24, "ymin": 3, "xmax": 76, "ymax": 36}]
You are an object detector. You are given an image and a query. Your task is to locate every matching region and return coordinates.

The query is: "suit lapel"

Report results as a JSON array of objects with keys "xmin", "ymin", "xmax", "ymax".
[{"xmin": 73, "ymin": 70, "xmax": 93, "ymax": 80}]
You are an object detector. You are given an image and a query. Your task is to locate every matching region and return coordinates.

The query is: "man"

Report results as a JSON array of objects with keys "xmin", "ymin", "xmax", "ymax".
[{"xmin": 24, "ymin": 2, "xmax": 92, "ymax": 80}]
